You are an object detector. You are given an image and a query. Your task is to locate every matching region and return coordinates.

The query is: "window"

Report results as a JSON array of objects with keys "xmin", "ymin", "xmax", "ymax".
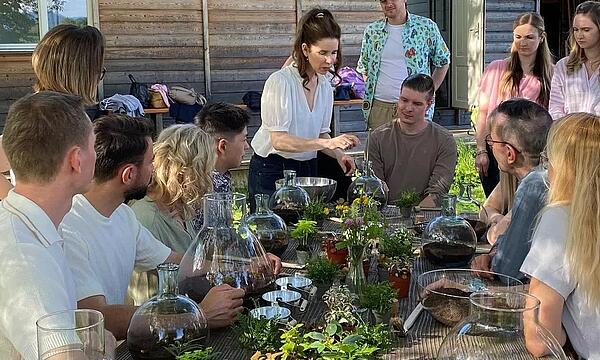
[{"xmin": 0, "ymin": 0, "xmax": 92, "ymax": 51}]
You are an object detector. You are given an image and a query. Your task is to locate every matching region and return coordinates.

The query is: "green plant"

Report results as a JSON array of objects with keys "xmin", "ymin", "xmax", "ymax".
[
  {"xmin": 165, "ymin": 338, "xmax": 214, "ymax": 359},
  {"xmin": 322, "ymin": 285, "xmax": 360, "ymax": 326},
  {"xmin": 175, "ymin": 347, "xmax": 219, "ymax": 360},
  {"xmin": 303, "ymin": 195, "xmax": 330, "ymax": 222},
  {"xmin": 450, "ymin": 140, "xmax": 485, "ymax": 204},
  {"xmin": 359, "ymin": 282, "xmax": 396, "ymax": 315},
  {"xmin": 379, "ymin": 227, "xmax": 414, "ymax": 261},
  {"xmin": 306, "ymin": 256, "xmax": 340, "ymax": 285},
  {"xmin": 395, "ymin": 191, "xmax": 421, "ymax": 208},
  {"xmin": 233, "ymin": 313, "xmax": 283, "ymax": 353},
  {"xmin": 290, "ymin": 220, "xmax": 317, "ymax": 247}
]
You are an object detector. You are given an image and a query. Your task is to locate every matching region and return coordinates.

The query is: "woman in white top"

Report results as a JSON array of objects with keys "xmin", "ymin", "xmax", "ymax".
[
  {"xmin": 521, "ymin": 113, "xmax": 600, "ymax": 359},
  {"xmin": 248, "ymin": 8, "xmax": 359, "ymax": 211},
  {"xmin": 549, "ymin": 1, "xmax": 600, "ymax": 119}
]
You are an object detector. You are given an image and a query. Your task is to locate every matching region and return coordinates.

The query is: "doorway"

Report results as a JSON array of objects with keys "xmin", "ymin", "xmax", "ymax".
[{"xmin": 540, "ymin": 0, "xmax": 586, "ymax": 60}]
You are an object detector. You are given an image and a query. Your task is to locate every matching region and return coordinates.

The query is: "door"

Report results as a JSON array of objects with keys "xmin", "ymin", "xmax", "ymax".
[{"xmin": 451, "ymin": 0, "xmax": 484, "ymax": 109}]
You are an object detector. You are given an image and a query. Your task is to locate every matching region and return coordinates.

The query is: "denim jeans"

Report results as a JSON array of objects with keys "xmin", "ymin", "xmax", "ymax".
[{"xmin": 247, "ymin": 153, "xmax": 317, "ymax": 213}]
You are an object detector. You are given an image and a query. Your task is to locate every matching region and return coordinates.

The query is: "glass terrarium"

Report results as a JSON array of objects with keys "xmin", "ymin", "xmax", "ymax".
[
  {"xmin": 437, "ymin": 292, "xmax": 567, "ymax": 359},
  {"xmin": 247, "ymin": 194, "xmax": 289, "ymax": 258},
  {"xmin": 347, "ymin": 160, "xmax": 388, "ymax": 209},
  {"xmin": 178, "ymin": 193, "xmax": 275, "ymax": 303},
  {"xmin": 422, "ymin": 195, "xmax": 477, "ymax": 267},
  {"xmin": 127, "ymin": 263, "xmax": 207, "ymax": 360},
  {"xmin": 269, "ymin": 170, "xmax": 310, "ymax": 225}
]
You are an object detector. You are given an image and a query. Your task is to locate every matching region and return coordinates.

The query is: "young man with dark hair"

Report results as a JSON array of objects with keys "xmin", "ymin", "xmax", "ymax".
[
  {"xmin": 61, "ymin": 114, "xmax": 246, "ymax": 340},
  {"xmin": 368, "ymin": 74, "xmax": 457, "ymax": 207},
  {"xmin": 471, "ymin": 99, "xmax": 553, "ymax": 282},
  {"xmin": 0, "ymin": 91, "xmax": 106, "ymax": 359},
  {"xmin": 195, "ymin": 102, "xmax": 250, "ymax": 193}
]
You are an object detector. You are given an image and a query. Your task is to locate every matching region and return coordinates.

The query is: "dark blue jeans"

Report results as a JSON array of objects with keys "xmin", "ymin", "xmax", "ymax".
[{"xmin": 247, "ymin": 153, "xmax": 317, "ymax": 213}]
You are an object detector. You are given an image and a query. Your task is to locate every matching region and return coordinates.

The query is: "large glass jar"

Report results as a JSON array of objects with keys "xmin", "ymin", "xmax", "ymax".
[
  {"xmin": 437, "ymin": 291, "xmax": 567, "ymax": 359},
  {"xmin": 347, "ymin": 160, "xmax": 388, "ymax": 209},
  {"xmin": 456, "ymin": 182, "xmax": 481, "ymax": 216},
  {"xmin": 178, "ymin": 192, "xmax": 274, "ymax": 302},
  {"xmin": 422, "ymin": 195, "xmax": 477, "ymax": 267},
  {"xmin": 247, "ymin": 194, "xmax": 289, "ymax": 258},
  {"xmin": 269, "ymin": 170, "xmax": 310, "ymax": 225},
  {"xmin": 127, "ymin": 264, "xmax": 207, "ymax": 360}
]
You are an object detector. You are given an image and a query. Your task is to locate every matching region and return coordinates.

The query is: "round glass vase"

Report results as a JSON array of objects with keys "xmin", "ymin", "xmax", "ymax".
[
  {"xmin": 347, "ymin": 160, "xmax": 388, "ymax": 210},
  {"xmin": 269, "ymin": 170, "xmax": 310, "ymax": 225},
  {"xmin": 345, "ymin": 244, "xmax": 367, "ymax": 294},
  {"xmin": 422, "ymin": 195, "xmax": 477, "ymax": 267},
  {"xmin": 127, "ymin": 263, "xmax": 207, "ymax": 360},
  {"xmin": 247, "ymin": 194, "xmax": 289, "ymax": 258},
  {"xmin": 437, "ymin": 291, "xmax": 567, "ymax": 360},
  {"xmin": 178, "ymin": 192, "xmax": 275, "ymax": 302}
]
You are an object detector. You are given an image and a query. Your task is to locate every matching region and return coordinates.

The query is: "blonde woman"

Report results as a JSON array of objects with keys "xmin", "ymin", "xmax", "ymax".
[
  {"xmin": 128, "ymin": 124, "xmax": 216, "ymax": 304},
  {"xmin": 521, "ymin": 113, "xmax": 600, "ymax": 358},
  {"xmin": 475, "ymin": 12, "xmax": 553, "ymax": 196},
  {"xmin": 549, "ymin": 1, "xmax": 600, "ymax": 119}
]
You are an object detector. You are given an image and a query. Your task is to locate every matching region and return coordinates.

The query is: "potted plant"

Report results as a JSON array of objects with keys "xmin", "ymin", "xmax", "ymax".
[
  {"xmin": 379, "ymin": 226, "xmax": 415, "ymax": 298},
  {"xmin": 395, "ymin": 191, "xmax": 421, "ymax": 218},
  {"xmin": 359, "ymin": 282, "xmax": 397, "ymax": 325},
  {"xmin": 303, "ymin": 195, "xmax": 329, "ymax": 227},
  {"xmin": 232, "ymin": 314, "xmax": 283, "ymax": 355},
  {"xmin": 290, "ymin": 219, "xmax": 317, "ymax": 265},
  {"xmin": 306, "ymin": 256, "xmax": 340, "ymax": 299},
  {"xmin": 322, "ymin": 285, "xmax": 360, "ymax": 330},
  {"xmin": 320, "ymin": 232, "xmax": 348, "ymax": 266}
]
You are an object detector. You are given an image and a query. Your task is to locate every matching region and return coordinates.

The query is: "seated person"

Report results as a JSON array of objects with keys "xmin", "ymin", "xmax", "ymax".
[
  {"xmin": 368, "ymin": 74, "xmax": 457, "ymax": 207},
  {"xmin": 521, "ymin": 113, "xmax": 600, "ymax": 359},
  {"xmin": 0, "ymin": 92, "xmax": 116, "ymax": 359},
  {"xmin": 61, "ymin": 115, "xmax": 247, "ymax": 339},
  {"xmin": 470, "ymin": 99, "xmax": 552, "ymax": 282}
]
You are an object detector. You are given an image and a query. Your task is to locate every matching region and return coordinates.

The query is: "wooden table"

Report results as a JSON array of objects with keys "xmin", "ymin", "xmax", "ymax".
[
  {"xmin": 142, "ymin": 107, "xmax": 169, "ymax": 135},
  {"xmin": 116, "ymin": 208, "xmax": 568, "ymax": 360}
]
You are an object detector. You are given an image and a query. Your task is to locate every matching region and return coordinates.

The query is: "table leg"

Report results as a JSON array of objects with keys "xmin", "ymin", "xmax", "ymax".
[
  {"xmin": 332, "ymin": 105, "xmax": 341, "ymax": 137},
  {"xmin": 155, "ymin": 113, "xmax": 164, "ymax": 135}
]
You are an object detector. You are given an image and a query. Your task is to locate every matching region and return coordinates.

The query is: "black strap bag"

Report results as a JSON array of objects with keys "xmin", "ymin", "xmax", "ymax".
[{"xmin": 128, "ymin": 74, "xmax": 149, "ymax": 108}]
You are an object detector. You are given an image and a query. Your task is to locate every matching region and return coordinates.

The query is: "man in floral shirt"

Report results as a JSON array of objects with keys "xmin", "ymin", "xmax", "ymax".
[{"xmin": 357, "ymin": 0, "xmax": 450, "ymax": 128}]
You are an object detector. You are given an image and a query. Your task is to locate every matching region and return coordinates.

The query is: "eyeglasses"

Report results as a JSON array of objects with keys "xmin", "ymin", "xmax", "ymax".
[
  {"xmin": 485, "ymin": 134, "xmax": 521, "ymax": 153},
  {"xmin": 539, "ymin": 150, "xmax": 549, "ymax": 170},
  {"xmin": 99, "ymin": 67, "xmax": 107, "ymax": 81}
]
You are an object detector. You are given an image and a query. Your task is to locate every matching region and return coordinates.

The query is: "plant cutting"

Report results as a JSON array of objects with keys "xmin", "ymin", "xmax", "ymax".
[
  {"xmin": 233, "ymin": 313, "xmax": 283, "ymax": 353},
  {"xmin": 290, "ymin": 219, "xmax": 317, "ymax": 265},
  {"xmin": 379, "ymin": 226, "xmax": 415, "ymax": 298},
  {"xmin": 306, "ymin": 256, "xmax": 340, "ymax": 299},
  {"xmin": 175, "ymin": 347, "xmax": 219, "ymax": 360},
  {"xmin": 303, "ymin": 195, "xmax": 330, "ymax": 226},
  {"xmin": 395, "ymin": 190, "xmax": 421, "ymax": 218},
  {"xmin": 359, "ymin": 282, "xmax": 397, "ymax": 324}
]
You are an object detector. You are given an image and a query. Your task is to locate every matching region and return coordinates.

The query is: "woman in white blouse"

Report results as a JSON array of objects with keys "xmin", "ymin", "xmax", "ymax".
[
  {"xmin": 521, "ymin": 113, "xmax": 600, "ymax": 359},
  {"xmin": 248, "ymin": 8, "xmax": 359, "ymax": 211},
  {"xmin": 549, "ymin": 1, "xmax": 600, "ymax": 119}
]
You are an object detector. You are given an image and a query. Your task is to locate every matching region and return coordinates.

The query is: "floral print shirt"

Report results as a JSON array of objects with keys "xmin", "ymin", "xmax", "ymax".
[{"xmin": 357, "ymin": 13, "xmax": 451, "ymax": 121}]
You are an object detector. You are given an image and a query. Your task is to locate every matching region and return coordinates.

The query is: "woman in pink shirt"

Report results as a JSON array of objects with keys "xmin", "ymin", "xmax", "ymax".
[
  {"xmin": 549, "ymin": 1, "xmax": 600, "ymax": 120},
  {"xmin": 475, "ymin": 12, "xmax": 553, "ymax": 197}
]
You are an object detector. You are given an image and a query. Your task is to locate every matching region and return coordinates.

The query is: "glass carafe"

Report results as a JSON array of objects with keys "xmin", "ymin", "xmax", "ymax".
[
  {"xmin": 247, "ymin": 194, "xmax": 289, "ymax": 258},
  {"xmin": 456, "ymin": 182, "xmax": 487, "ymax": 241},
  {"xmin": 269, "ymin": 170, "xmax": 310, "ymax": 225},
  {"xmin": 347, "ymin": 160, "xmax": 388, "ymax": 210},
  {"xmin": 437, "ymin": 291, "xmax": 567, "ymax": 359},
  {"xmin": 178, "ymin": 192, "xmax": 274, "ymax": 302},
  {"xmin": 127, "ymin": 264, "xmax": 207, "ymax": 360},
  {"xmin": 422, "ymin": 195, "xmax": 477, "ymax": 267}
]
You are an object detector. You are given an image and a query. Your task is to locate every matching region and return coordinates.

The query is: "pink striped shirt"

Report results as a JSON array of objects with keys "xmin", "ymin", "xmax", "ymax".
[
  {"xmin": 478, "ymin": 59, "xmax": 543, "ymax": 115},
  {"xmin": 549, "ymin": 56, "xmax": 600, "ymax": 120}
]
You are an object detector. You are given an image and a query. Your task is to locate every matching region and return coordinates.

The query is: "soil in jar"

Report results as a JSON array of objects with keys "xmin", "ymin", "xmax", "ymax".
[
  {"xmin": 256, "ymin": 231, "xmax": 289, "ymax": 258},
  {"xmin": 272, "ymin": 206, "xmax": 303, "ymax": 225},
  {"xmin": 422, "ymin": 288, "xmax": 471, "ymax": 326},
  {"xmin": 422, "ymin": 242, "xmax": 475, "ymax": 267}
]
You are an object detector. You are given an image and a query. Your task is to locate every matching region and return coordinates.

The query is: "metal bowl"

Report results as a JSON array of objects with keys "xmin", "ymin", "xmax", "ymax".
[
  {"xmin": 275, "ymin": 276, "xmax": 312, "ymax": 290},
  {"xmin": 250, "ymin": 306, "xmax": 291, "ymax": 321},
  {"xmin": 262, "ymin": 290, "xmax": 302, "ymax": 304},
  {"xmin": 275, "ymin": 177, "xmax": 337, "ymax": 202}
]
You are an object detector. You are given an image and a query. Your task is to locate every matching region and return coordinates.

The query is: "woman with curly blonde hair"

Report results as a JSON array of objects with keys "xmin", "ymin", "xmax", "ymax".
[
  {"xmin": 128, "ymin": 124, "xmax": 216, "ymax": 304},
  {"xmin": 521, "ymin": 113, "xmax": 600, "ymax": 358}
]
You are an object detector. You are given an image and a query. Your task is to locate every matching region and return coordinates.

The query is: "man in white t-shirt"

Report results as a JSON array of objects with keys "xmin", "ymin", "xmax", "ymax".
[
  {"xmin": 357, "ymin": 0, "xmax": 450, "ymax": 128},
  {"xmin": 0, "ymin": 92, "xmax": 104, "ymax": 360},
  {"xmin": 61, "ymin": 114, "xmax": 247, "ymax": 340}
]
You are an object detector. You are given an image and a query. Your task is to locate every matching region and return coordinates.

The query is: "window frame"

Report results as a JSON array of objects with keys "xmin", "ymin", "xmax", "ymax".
[{"xmin": 0, "ymin": 0, "xmax": 96, "ymax": 52}]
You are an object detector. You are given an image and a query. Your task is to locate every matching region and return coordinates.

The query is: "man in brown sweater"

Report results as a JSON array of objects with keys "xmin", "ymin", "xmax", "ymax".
[{"xmin": 368, "ymin": 74, "xmax": 457, "ymax": 207}]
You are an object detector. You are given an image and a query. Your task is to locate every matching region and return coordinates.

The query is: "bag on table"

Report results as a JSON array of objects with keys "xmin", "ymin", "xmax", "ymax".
[
  {"xmin": 128, "ymin": 74, "xmax": 149, "ymax": 108},
  {"xmin": 149, "ymin": 90, "xmax": 167, "ymax": 108},
  {"xmin": 168, "ymin": 85, "xmax": 206, "ymax": 106}
]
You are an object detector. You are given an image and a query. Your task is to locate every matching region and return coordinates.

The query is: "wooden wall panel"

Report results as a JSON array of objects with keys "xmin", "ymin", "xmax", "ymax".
[{"xmin": 0, "ymin": 56, "xmax": 34, "ymax": 131}]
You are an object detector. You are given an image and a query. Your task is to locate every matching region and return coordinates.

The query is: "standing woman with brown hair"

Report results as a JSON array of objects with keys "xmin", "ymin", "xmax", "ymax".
[
  {"xmin": 0, "ymin": 24, "xmax": 106, "ymax": 200},
  {"xmin": 247, "ymin": 8, "xmax": 359, "ymax": 212},
  {"xmin": 549, "ymin": 1, "xmax": 600, "ymax": 119},
  {"xmin": 475, "ymin": 12, "xmax": 553, "ymax": 197}
]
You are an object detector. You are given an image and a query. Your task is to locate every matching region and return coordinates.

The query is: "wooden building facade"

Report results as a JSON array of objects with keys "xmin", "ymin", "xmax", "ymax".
[{"xmin": 1, "ymin": 0, "xmax": 549, "ymax": 134}]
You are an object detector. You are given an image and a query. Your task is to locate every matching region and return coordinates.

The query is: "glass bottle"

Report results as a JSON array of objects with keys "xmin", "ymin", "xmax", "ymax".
[
  {"xmin": 422, "ymin": 195, "xmax": 477, "ymax": 267},
  {"xmin": 127, "ymin": 264, "xmax": 207, "ymax": 360},
  {"xmin": 269, "ymin": 170, "xmax": 310, "ymax": 225},
  {"xmin": 247, "ymin": 194, "xmax": 289, "ymax": 258},
  {"xmin": 345, "ymin": 244, "xmax": 367, "ymax": 295},
  {"xmin": 178, "ymin": 192, "xmax": 274, "ymax": 303},
  {"xmin": 347, "ymin": 160, "xmax": 388, "ymax": 210},
  {"xmin": 437, "ymin": 291, "xmax": 567, "ymax": 359},
  {"xmin": 456, "ymin": 182, "xmax": 481, "ymax": 217}
]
